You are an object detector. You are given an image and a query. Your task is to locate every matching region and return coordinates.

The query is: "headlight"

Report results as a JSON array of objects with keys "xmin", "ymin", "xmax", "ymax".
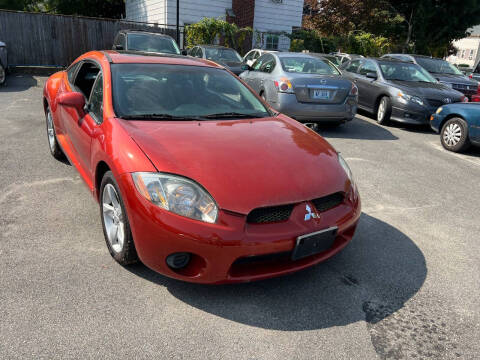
[
  {"xmin": 397, "ymin": 91, "xmax": 424, "ymax": 106},
  {"xmin": 338, "ymin": 153, "xmax": 354, "ymax": 185},
  {"xmin": 436, "ymin": 107, "xmax": 443, "ymax": 114},
  {"xmin": 131, "ymin": 172, "xmax": 218, "ymax": 223}
]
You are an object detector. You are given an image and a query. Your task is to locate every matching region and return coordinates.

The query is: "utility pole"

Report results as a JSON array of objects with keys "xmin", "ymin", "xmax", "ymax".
[{"xmin": 176, "ymin": 0, "xmax": 180, "ymax": 46}]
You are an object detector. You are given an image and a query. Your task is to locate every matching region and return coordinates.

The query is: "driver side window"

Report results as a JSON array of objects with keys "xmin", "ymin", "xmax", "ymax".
[
  {"xmin": 74, "ymin": 61, "xmax": 100, "ymax": 99},
  {"xmin": 88, "ymin": 73, "xmax": 103, "ymax": 123},
  {"xmin": 359, "ymin": 60, "xmax": 377, "ymax": 76},
  {"xmin": 259, "ymin": 55, "xmax": 276, "ymax": 73},
  {"xmin": 253, "ymin": 54, "xmax": 268, "ymax": 71},
  {"xmin": 345, "ymin": 60, "xmax": 361, "ymax": 73}
]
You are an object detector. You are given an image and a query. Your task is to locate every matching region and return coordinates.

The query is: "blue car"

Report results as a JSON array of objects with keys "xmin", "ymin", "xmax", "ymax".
[{"xmin": 430, "ymin": 103, "xmax": 480, "ymax": 152}]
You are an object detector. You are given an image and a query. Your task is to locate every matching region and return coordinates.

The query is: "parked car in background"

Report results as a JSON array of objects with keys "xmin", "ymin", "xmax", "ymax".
[
  {"xmin": 341, "ymin": 57, "xmax": 466, "ymax": 125},
  {"xmin": 309, "ymin": 53, "xmax": 342, "ymax": 67},
  {"xmin": 240, "ymin": 52, "xmax": 358, "ymax": 125},
  {"xmin": 42, "ymin": 50, "xmax": 361, "ymax": 284},
  {"xmin": 112, "ymin": 30, "xmax": 180, "ymax": 55},
  {"xmin": 0, "ymin": 40, "xmax": 7, "ymax": 86},
  {"xmin": 188, "ymin": 45, "xmax": 245, "ymax": 75},
  {"xmin": 243, "ymin": 49, "xmax": 272, "ymax": 67},
  {"xmin": 332, "ymin": 52, "xmax": 364, "ymax": 65},
  {"xmin": 383, "ymin": 54, "xmax": 479, "ymax": 100},
  {"xmin": 430, "ymin": 103, "xmax": 480, "ymax": 152}
]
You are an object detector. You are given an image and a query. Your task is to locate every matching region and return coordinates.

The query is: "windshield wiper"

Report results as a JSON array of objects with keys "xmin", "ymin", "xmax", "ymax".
[
  {"xmin": 203, "ymin": 112, "xmax": 266, "ymax": 119},
  {"xmin": 120, "ymin": 114, "xmax": 205, "ymax": 121}
]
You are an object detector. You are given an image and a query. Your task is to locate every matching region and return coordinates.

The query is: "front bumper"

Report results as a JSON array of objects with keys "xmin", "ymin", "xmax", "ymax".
[
  {"xmin": 119, "ymin": 174, "xmax": 361, "ymax": 284},
  {"xmin": 273, "ymin": 93, "xmax": 358, "ymax": 123},
  {"xmin": 390, "ymin": 100, "xmax": 439, "ymax": 125}
]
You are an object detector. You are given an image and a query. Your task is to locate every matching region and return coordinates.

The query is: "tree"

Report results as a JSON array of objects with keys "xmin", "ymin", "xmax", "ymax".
[{"xmin": 0, "ymin": 0, "xmax": 125, "ymax": 18}]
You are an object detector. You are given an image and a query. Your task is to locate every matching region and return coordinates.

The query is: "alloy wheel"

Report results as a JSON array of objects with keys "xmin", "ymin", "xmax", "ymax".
[
  {"xmin": 102, "ymin": 184, "xmax": 125, "ymax": 253},
  {"xmin": 46, "ymin": 111, "xmax": 56, "ymax": 151},
  {"xmin": 377, "ymin": 99, "xmax": 386, "ymax": 121},
  {"xmin": 443, "ymin": 123, "xmax": 462, "ymax": 147}
]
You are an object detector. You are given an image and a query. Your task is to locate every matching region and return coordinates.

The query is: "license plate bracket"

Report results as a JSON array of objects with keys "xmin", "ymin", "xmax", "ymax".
[
  {"xmin": 291, "ymin": 227, "xmax": 337, "ymax": 261},
  {"xmin": 312, "ymin": 89, "xmax": 330, "ymax": 99}
]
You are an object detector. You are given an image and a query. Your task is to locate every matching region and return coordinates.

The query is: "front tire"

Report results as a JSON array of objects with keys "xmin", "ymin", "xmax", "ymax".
[
  {"xmin": 440, "ymin": 117, "xmax": 470, "ymax": 152},
  {"xmin": 45, "ymin": 107, "xmax": 65, "ymax": 159},
  {"xmin": 376, "ymin": 96, "xmax": 392, "ymax": 125},
  {"xmin": 100, "ymin": 171, "xmax": 138, "ymax": 265}
]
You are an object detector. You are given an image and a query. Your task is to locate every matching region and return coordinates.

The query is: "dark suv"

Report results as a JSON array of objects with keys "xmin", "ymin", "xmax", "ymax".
[
  {"xmin": 112, "ymin": 30, "xmax": 180, "ymax": 55},
  {"xmin": 383, "ymin": 54, "xmax": 479, "ymax": 99}
]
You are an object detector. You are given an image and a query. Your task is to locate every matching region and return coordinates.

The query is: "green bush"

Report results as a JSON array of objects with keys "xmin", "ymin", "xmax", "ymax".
[{"xmin": 185, "ymin": 18, "xmax": 252, "ymax": 54}]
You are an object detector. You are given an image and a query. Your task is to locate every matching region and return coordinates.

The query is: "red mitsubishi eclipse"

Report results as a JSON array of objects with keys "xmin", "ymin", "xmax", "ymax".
[{"xmin": 43, "ymin": 51, "xmax": 361, "ymax": 284}]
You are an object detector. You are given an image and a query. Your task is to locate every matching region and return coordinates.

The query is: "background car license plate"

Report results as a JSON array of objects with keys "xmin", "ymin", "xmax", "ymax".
[
  {"xmin": 291, "ymin": 227, "xmax": 337, "ymax": 261},
  {"xmin": 312, "ymin": 90, "xmax": 330, "ymax": 99}
]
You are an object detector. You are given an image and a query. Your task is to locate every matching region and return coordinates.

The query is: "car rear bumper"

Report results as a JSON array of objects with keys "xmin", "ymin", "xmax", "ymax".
[
  {"xmin": 273, "ymin": 93, "xmax": 358, "ymax": 123},
  {"xmin": 119, "ymin": 174, "xmax": 361, "ymax": 284}
]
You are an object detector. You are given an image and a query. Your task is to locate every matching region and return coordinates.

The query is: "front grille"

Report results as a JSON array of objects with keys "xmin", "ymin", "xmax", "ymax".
[
  {"xmin": 247, "ymin": 204, "xmax": 294, "ymax": 224},
  {"xmin": 311, "ymin": 192, "xmax": 344, "ymax": 212}
]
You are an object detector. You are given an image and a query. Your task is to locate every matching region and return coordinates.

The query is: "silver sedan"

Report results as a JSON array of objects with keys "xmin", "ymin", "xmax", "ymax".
[{"xmin": 240, "ymin": 52, "xmax": 358, "ymax": 124}]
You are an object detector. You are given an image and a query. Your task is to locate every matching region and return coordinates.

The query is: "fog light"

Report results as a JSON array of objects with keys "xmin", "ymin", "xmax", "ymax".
[{"xmin": 166, "ymin": 252, "xmax": 191, "ymax": 269}]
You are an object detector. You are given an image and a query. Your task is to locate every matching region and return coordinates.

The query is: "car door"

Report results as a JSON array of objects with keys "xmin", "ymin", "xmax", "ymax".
[
  {"xmin": 356, "ymin": 59, "xmax": 381, "ymax": 110},
  {"xmin": 257, "ymin": 54, "xmax": 277, "ymax": 100},
  {"xmin": 243, "ymin": 54, "xmax": 269, "ymax": 92},
  {"xmin": 63, "ymin": 61, "xmax": 102, "ymax": 176}
]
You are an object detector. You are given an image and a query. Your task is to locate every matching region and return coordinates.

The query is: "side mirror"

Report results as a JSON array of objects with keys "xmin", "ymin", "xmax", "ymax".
[
  {"xmin": 181, "ymin": 49, "xmax": 188, "ymax": 56},
  {"xmin": 58, "ymin": 92, "xmax": 86, "ymax": 114},
  {"xmin": 113, "ymin": 44, "xmax": 123, "ymax": 50},
  {"xmin": 366, "ymin": 72, "xmax": 377, "ymax": 79}
]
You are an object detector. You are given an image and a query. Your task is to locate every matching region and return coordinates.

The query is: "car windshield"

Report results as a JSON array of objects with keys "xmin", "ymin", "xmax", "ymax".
[
  {"xmin": 280, "ymin": 57, "xmax": 340, "ymax": 75},
  {"xmin": 205, "ymin": 48, "xmax": 242, "ymax": 62},
  {"xmin": 379, "ymin": 62, "xmax": 437, "ymax": 82},
  {"xmin": 111, "ymin": 64, "xmax": 270, "ymax": 119},
  {"xmin": 127, "ymin": 33, "xmax": 180, "ymax": 55},
  {"xmin": 415, "ymin": 57, "xmax": 463, "ymax": 75}
]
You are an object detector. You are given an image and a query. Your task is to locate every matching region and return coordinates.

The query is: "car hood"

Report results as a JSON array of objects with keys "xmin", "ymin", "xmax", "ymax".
[
  {"xmin": 387, "ymin": 80, "xmax": 464, "ymax": 100},
  {"xmin": 118, "ymin": 116, "xmax": 348, "ymax": 214},
  {"xmin": 431, "ymin": 73, "xmax": 478, "ymax": 86}
]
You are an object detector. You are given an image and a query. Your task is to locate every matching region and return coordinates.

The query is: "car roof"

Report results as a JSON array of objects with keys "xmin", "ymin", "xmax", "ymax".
[
  {"xmin": 198, "ymin": 45, "xmax": 232, "ymax": 50},
  {"xmin": 370, "ymin": 57, "xmax": 415, "ymax": 64},
  {"xmin": 118, "ymin": 29, "xmax": 173, "ymax": 38},
  {"xmin": 275, "ymin": 52, "xmax": 318, "ymax": 59},
  {"xmin": 100, "ymin": 50, "xmax": 223, "ymax": 68}
]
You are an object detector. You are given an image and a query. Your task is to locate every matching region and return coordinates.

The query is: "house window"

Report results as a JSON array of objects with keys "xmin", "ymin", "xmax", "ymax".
[
  {"xmin": 461, "ymin": 49, "xmax": 466, "ymax": 58},
  {"xmin": 469, "ymin": 49, "xmax": 475, "ymax": 60},
  {"xmin": 265, "ymin": 34, "xmax": 279, "ymax": 50}
]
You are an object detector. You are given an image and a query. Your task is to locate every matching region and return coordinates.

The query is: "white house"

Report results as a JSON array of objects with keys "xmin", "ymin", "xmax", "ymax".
[
  {"xmin": 125, "ymin": 0, "xmax": 305, "ymax": 51},
  {"xmin": 446, "ymin": 25, "xmax": 480, "ymax": 68}
]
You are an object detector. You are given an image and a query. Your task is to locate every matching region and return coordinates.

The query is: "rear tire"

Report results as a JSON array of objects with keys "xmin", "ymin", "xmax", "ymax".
[
  {"xmin": 45, "ymin": 107, "xmax": 65, "ymax": 160},
  {"xmin": 0, "ymin": 64, "xmax": 5, "ymax": 86},
  {"xmin": 100, "ymin": 171, "xmax": 138, "ymax": 265},
  {"xmin": 440, "ymin": 117, "xmax": 470, "ymax": 152},
  {"xmin": 376, "ymin": 96, "xmax": 392, "ymax": 125}
]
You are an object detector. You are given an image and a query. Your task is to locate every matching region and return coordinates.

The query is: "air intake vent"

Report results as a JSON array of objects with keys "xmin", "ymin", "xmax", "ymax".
[
  {"xmin": 247, "ymin": 204, "xmax": 294, "ymax": 224},
  {"xmin": 311, "ymin": 192, "xmax": 344, "ymax": 212}
]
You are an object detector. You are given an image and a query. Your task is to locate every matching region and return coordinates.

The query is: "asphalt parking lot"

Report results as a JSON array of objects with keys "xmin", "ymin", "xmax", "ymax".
[{"xmin": 1, "ymin": 74, "xmax": 479, "ymax": 359}]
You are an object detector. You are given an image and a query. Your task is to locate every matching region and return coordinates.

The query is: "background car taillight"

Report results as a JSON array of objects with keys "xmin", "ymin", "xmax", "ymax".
[
  {"xmin": 274, "ymin": 78, "xmax": 294, "ymax": 93},
  {"xmin": 471, "ymin": 94, "xmax": 480, "ymax": 102},
  {"xmin": 349, "ymin": 83, "xmax": 358, "ymax": 96},
  {"xmin": 476, "ymin": 82, "xmax": 480, "ymax": 95}
]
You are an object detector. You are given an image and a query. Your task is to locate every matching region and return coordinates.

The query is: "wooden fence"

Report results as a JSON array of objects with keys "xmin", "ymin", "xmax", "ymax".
[{"xmin": 0, "ymin": 10, "xmax": 180, "ymax": 67}]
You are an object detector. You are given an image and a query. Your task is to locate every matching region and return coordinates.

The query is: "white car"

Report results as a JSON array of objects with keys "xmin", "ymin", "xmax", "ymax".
[{"xmin": 243, "ymin": 49, "xmax": 275, "ymax": 67}]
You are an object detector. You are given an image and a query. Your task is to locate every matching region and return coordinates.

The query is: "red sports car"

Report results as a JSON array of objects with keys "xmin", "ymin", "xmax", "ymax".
[{"xmin": 43, "ymin": 50, "xmax": 361, "ymax": 284}]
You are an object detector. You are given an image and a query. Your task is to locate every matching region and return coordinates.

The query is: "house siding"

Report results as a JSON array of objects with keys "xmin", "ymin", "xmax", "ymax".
[{"xmin": 252, "ymin": 0, "xmax": 303, "ymax": 50}]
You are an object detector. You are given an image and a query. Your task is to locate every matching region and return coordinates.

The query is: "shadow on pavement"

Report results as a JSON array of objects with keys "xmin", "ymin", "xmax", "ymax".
[
  {"xmin": 0, "ymin": 74, "xmax": 38, "ymax": 92},
  {"xmin": 126, "ymin": 213, "xmax": 426, "ymax": 331},
  {"xmin": 357, "ymin": 109, "xmax": 433, "ymax": 134},
  {"xmin": 317, "ymin": 116, "xmax": 399, "ymax": 141}
]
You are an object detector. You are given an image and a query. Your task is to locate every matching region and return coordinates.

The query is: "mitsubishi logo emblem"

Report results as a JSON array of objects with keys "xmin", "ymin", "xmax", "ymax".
[{"xmin": 304, "ymin": 204, "xmax": 318, "ymax": 221}]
